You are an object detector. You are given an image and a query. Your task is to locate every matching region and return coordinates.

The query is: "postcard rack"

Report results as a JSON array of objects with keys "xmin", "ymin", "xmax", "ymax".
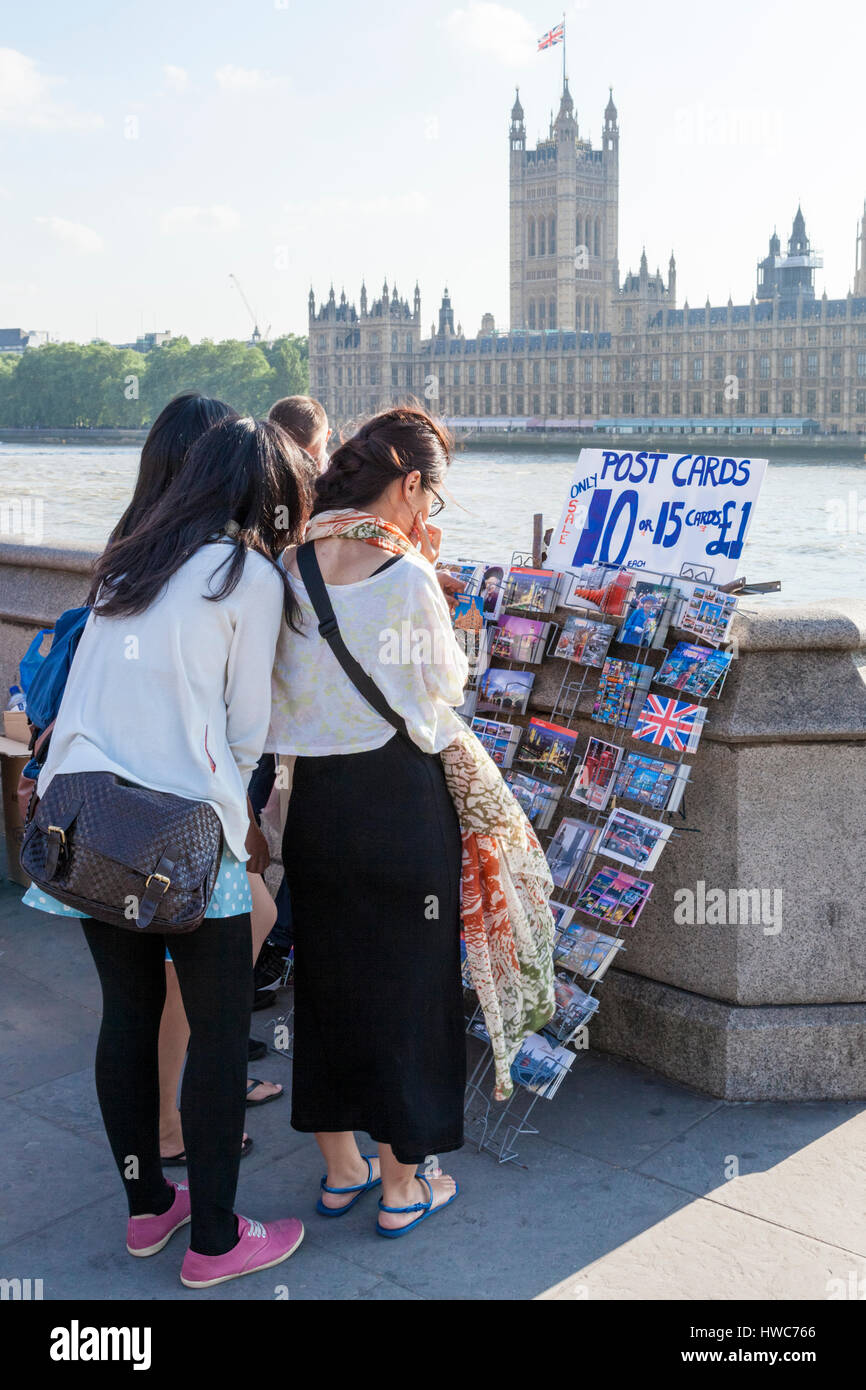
[{"xmin": 459, "ymin": 552, "xmax": 734, "ymax": 1164}]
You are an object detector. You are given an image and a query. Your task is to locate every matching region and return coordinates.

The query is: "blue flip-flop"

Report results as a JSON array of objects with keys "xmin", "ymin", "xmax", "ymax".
[
  {"xmin": 316, "ymin": 1155, "xmax": 382, "ymax": 1217},
  {"xmin": 376, "ymin": 1176, "xmax": 460, "ymax": 1238}
]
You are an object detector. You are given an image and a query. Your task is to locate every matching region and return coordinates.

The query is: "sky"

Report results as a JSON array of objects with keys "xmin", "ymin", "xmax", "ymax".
[{"xmin": 0, "ymin": 0, "xmax": 863, "ymax": 345}]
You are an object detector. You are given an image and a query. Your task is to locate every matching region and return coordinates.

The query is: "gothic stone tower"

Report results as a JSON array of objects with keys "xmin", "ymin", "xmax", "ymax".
[{"xmin": 509, "ymin": 81, "xmax": 619, "ymax": 333}]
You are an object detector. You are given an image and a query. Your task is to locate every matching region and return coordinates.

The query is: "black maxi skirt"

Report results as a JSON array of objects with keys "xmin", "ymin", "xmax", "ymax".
[{"xmin": 283, "ymin": 732, "xmax": 465, "ymax": 1165}]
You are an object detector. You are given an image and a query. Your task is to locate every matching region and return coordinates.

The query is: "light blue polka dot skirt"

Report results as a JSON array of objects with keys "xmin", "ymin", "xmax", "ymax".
[{"xmin": 22, "ymin": 848, "xmax": 253, "ymax": 922}]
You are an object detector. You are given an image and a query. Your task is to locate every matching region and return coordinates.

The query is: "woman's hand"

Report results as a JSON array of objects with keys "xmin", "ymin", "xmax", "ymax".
[
  {"xmin": 410, "ymin": 513, "xmax": 442, "ymax": 564},
  {"xmin": 435, "ymin": 571, "xmax": 465, "ymax": 613}
]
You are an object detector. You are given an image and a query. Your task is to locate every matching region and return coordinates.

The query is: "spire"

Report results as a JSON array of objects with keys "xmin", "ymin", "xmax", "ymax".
[
  {"xmin": 308, "ymin": 286, "xmax": 315, "ymax": 315},
  {"xmin": 605, "ymin": 86, "xmax": 617, "ymax": 122},
  {"xmin": 360, "ymin": 279, "xmax": 367, "ymax": 314},
  {"xmin": 511, "ymin": 87, "xmax": 524, "ymax": 121}
]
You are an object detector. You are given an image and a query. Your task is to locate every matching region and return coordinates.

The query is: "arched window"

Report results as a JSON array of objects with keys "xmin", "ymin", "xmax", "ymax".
[
  {"xmin": 575, "ymin": 296, "xmax": 580, "ymax": 327},
  {"xmin": 549, "ymin": 216, "xmax": 556, "ymax": 254},
  {"xmin": 539, "ymin": 219, "xmax": 546, "ymax": 256},
  {"xmin": 528, "ymin": 218, "xmax": 536, "ymax": 257},
  {"xmin": 528, "ymin": 300, "xmax": 536, "ymax": 329},
  {"xmin": 538, "ymin": 299, "xmax": 546, "ymax": 328},
  {"xmin": 549, "ymin": 299, "xmax": 557, "ymax": 329},
  {"xmin": 594, "ymin": 300, "xmax": 600, "ymax": 332},
  {"xmin": 576, "ymin": 215, "xmax": 582, "ymax": 251},
  {"xmin": 585, "ymin": 299, "xmax": 591, "ymax": 330},
  {"xmin": 625, "ymin": 308, "xmax": 633, "ymax": 330},
  {"xmin": 594, "ymin": 218, "xmax": 601, "ymax": 257},
  {"xmin": 391, "ymin": 331, "xmax": 397, "ymax": 352}
]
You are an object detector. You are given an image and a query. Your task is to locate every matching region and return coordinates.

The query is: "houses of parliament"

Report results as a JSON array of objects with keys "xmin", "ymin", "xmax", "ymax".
[{"xmin": 308, "ymin": 80, "xmax": 866, "ymax": 435}]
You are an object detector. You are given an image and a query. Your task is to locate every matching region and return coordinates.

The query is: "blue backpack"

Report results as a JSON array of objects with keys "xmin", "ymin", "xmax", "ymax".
[{"xmin": 20, "ymin": 606, "xmax": 90, "ymax": 776}]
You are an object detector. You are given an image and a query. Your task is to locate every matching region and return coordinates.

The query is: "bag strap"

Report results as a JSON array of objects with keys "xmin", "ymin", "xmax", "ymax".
[{"xmin": 296, "ymin": 541, "xmax": 411, "ymax": 742}]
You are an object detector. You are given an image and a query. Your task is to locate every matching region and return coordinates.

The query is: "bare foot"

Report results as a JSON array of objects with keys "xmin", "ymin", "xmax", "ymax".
[
  {"xmin": 320, "ymin": 1154, "xmax": 381, "ymax": 1211},
  {"xmin": 246, "ymin": 1078, "xmax": 283, "ymax": 1104},
  {"xmin": 160, "ymin": 1128, "xmax": 251, "ymax": 1160},
  {"xmin": 377, "ymin": 1173, "xmax": 457, "ymax": 1231}
]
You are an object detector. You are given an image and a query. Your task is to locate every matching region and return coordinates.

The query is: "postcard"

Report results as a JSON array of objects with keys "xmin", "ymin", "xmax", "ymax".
[
  {"xmin": 504, "ymin": 772, "xmax": 563, "ymax": 831},
  {"xmin": 545, "ymin": 976, "xmax": 600, "ymax": 1044},
  {"xmin": 619, "ymin": 581, "xmax": 671, "ymax": 648},
  {"xmin": 568, "ymin": 737, "xmax": 623, "ymax": 812},
  {"xmin": 597, "ymin": 807, "xmax": 672, "ymax": 872},
  {"xmin": 553, "ymin": 614, "xmax": 616, "ymax": 668},
  {"xmin": 677, "ymin": 583, "xmax": 737, "ymax": 646},
  {"xmin": 478, "ymin": 564, "xmax": 507, "ymax": 621},
  {"xmin": 514, "ymin": 717, "xmax": 580, "ymax": 777},
  {"xmin": 613, "ymin": 752, "xmax": 689, "ymax": 813},
  {"xmin": 545, "ymin": 815, "xmax": 598, "ymax": 891},
  {"xmin": 654, "ymin": 642, "xmax": 733, "ymax": 698},
  {"xmin": 509, "ymin": 1031, "xmax": 577, "ymax": 1099},
  {"xmin": 554, "ymin": 924, "xmax": 624, "ymax": 982},
  {"xmin": 560, "ymin": 565, "xmax": 632, "ymax": 618},
  {"xmin": 490, "ymin": 615, "xmax": 550, "ymax": 664},
  {"xmin": 592, "ymin": 658, "xmax": 654, "ymax": 730},
  {"xmin": 476, "ymin": 665, "xmax": 535, "ymax": 717},
  {"xmin": 470, "ymin": 716, "xmax": 522, "ymax": 769},
  {"xmin": 549, "ymin": 899, "xmax": 575, "ymax": 933},
  {"xmin": 632, "ymin": 695, "xmax": 707, "ymax": 753},
  {"xmin": 574, "ymin": 864, "xmax": 653, "ymax": 928},
  {"xmin": 505, "ymin": 566, "xmax": 560, "ymax": 617}
]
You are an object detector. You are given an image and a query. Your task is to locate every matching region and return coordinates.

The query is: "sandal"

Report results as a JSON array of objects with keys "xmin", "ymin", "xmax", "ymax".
[
  {"xmin": 316, "ymin": 1155, "xmax": 382, "ymax": 1217},
  {"xmin": 246, "ymin": 1078, "xmax": 283, "ymax": 1107},
  {"xmin": 376, "ymin": 1176, "xmax": 459, "ymax": 1238},
  {"xmin": 163, "ymin": 1134, "xmax": 254, "ymax": 1167}
]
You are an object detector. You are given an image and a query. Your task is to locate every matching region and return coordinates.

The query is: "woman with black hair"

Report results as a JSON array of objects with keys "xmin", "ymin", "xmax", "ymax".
[
  {"xmin": 32, "ymin": 417, "xmax": 311, "ymax": 1288},
  {"xmin": 267, "ymin": 406, "xmax": 468, "ymax": 1238}
]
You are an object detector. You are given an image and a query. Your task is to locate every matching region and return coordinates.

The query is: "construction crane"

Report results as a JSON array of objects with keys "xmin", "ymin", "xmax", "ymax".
[{"xmin": 228, "ymin": 273, "xmax": 271, "ymax": 345}]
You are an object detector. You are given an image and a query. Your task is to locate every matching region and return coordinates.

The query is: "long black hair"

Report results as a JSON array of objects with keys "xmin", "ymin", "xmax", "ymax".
[
  {"xmin": 91, "ymin": 417, "xmax": 311, "ymax": 628},
  {"xmin": 111, "ymin": 392, "xmax": 238, "ymax": 542}
]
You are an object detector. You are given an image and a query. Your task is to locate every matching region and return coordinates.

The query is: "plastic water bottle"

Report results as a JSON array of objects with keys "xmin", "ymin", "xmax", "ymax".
[{"xmin": 6, "ymin": 685, "xmax": 26, "ymax": 713}]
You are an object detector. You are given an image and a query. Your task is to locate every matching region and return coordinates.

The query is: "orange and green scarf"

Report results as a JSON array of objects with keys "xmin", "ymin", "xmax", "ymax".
[{"xmin": 304, "ymin": 509, "xmax": 556, "ymax": 1098}]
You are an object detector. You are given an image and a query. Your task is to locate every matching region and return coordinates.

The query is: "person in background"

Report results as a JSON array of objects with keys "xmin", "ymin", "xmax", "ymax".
[
  {"xmin": 268, "ymin": 395, "xmax": 331, "ymax": 474},
  {"xmin": 29, "ymin": 417, "xmax": 311, "ymax": 1288}
]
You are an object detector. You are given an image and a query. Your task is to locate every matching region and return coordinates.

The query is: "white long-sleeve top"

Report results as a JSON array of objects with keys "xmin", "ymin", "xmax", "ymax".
[
  {"xmin": 266, "ymin": 549, "xmax": 469, "ymax": 757},
  {"xmin": 37, "ymin": 540, "xmax": 285, "ymax": 861}
]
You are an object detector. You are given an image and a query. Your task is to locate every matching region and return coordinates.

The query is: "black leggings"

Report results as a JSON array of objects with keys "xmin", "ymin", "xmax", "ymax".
[{"xmin": 81, "ymin": 914, "xmax": 253, "ymax": 1256}]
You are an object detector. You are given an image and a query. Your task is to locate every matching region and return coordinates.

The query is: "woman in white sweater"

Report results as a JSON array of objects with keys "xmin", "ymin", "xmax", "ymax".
[{"xmin": 32, "ymin": 417, "xmax": 312, "ymax": 1289}]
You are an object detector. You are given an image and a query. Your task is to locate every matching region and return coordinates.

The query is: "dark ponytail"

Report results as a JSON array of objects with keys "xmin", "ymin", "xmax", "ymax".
[{"xmin": 313, "ymin": 404, "xmax": 452, "ymax": 516}]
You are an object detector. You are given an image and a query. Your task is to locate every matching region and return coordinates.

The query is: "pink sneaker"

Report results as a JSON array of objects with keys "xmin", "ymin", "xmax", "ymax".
[
  {"xmin": 180, "ymin": 1215, "xmax": 305, "ymax": 1289},
  {"xmin": 127, "ymin": 1182, "xmax": 191, "ymax": 1257}
]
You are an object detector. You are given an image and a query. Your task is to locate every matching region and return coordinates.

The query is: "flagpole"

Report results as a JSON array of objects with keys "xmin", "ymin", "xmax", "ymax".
[{"xmin": 561, "ymin": 11, "xmax": 569, "ymax": 88}]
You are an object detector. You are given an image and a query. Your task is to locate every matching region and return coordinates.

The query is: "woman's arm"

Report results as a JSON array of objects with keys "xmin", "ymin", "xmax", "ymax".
[{"xmin": 224, "ymin": 563, "xmax": 286, "ymax": 789}]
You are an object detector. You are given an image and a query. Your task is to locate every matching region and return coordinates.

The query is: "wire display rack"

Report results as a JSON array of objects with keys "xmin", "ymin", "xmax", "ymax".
[{"xmin": 459, "ymin": 550, "xmax": 735, "ymax": 1163}]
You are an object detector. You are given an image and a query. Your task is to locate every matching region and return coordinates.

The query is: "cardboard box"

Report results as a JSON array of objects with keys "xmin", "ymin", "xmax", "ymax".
[
  {"xmin": 1, "ymin": 750, "xmax": 30, "ymax": 887},
  {"xmin": 3, "ymin": 709, "xmax": 30, "ymax": 743}
]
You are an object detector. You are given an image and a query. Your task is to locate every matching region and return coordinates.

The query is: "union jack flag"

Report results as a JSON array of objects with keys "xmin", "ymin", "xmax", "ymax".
[
  {"xmin": 633, "ymin": 695, "xmax": 706, "ymax": 753},
  {"xmin": 538, "ymin": 21, "xmax": 565, "ymax": 51}
]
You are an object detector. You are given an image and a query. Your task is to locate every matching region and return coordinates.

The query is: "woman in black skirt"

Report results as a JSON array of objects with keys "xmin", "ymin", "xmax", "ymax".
[{"xmin": 267, "ymin": 408, "xmax": 469, "ymax": 1237}]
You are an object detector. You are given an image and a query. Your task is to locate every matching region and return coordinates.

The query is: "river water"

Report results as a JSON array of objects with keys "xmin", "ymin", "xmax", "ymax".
[{"xmin": 1, "ymin": 442, "xmax": 864, "ymax": 603}]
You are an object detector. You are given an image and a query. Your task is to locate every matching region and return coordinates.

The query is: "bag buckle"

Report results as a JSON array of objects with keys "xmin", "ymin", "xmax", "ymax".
[
  {"xmin": 318, "ymin": 616, "xmax": 339, "ymax": 640},
  {"xmin": 145, "ymin": 872, "xmax": 171, "ymax": 895},
  {"xmin": 47, "ymin": 825, "xmax": 67, "ymax": 845}
]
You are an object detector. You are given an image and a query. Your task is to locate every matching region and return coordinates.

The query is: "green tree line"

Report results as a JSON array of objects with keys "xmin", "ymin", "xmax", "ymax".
[{"xmin": 0, "ymin": 336, "xmax": 309, "ymax": 427}]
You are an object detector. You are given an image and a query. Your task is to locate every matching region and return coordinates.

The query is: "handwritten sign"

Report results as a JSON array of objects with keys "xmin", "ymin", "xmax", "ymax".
[{"xmin": 548, "ymin": 449, "xmax": 768, "ymax": 585}]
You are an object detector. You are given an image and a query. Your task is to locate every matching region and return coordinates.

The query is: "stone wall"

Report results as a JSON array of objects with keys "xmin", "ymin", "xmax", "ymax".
[{"xmin": 0, "ymin": 544, "xmax": 93, "ymax": 701}]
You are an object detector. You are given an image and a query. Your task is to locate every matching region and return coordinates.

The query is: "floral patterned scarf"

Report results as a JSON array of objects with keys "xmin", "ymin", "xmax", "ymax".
[{"xmin": 305, "ymin": 509, "xmax": 556, "ymax": 1098}]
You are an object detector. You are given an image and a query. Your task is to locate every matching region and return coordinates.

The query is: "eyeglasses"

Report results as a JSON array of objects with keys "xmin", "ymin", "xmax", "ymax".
[{"xmin": 427, "ymin": 487, "xmax": 446, "ymax": 517}]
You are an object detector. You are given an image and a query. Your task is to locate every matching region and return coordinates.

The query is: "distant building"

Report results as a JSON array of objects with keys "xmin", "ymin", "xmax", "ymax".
[
  {"xmin": 112, "ymin": 330, "xmax": 174, "ymax": 352},
  {"xmin": 309, "ymin": 81, "xmax": 866, "ymax": 435},
  {"xmin": 0, "ymin": 328, "xmax": 49, "ymax": 353}
]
